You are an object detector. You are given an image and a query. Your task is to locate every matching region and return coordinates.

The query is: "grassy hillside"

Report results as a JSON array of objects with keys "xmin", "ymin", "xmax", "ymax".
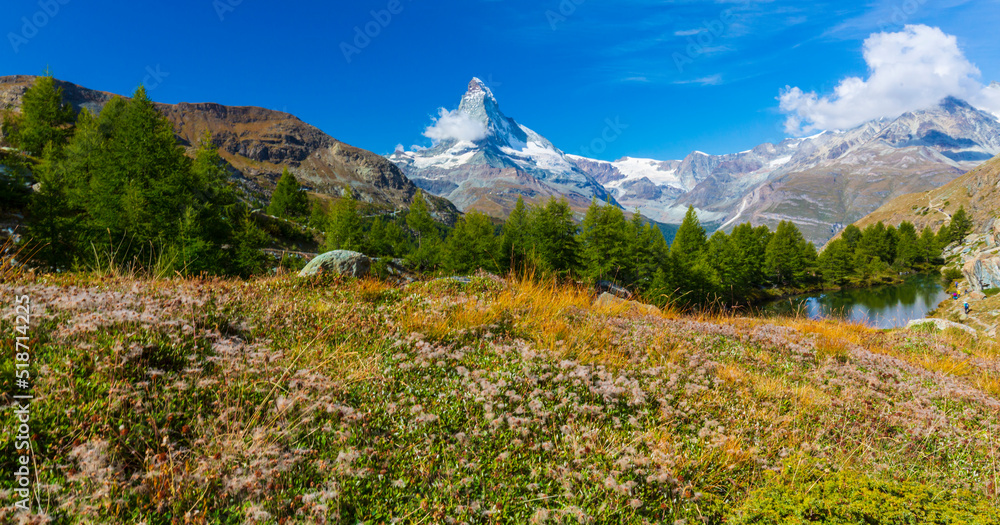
[
  {"xmin": 848, "ymin": 154, "xmax": 1000, "ymax": 236},
  {"xmin": 1, "ymin": 271, "xmax": 998, "ymax": 523}
]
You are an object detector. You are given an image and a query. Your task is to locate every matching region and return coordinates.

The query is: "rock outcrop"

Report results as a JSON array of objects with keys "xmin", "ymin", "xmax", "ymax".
[
  {"xmin": 593, "ymin": 292, "xmax": 660, "ymax": 316},
  {"xmin": 963, "ymin": 253, "xmax": 1000, "ymax": 292},
  {"xmin": 906, "ymin": 318, "xmax": 978, "ymax": 336},
  {"xmin": 298, "ymin": 250, "xmax": 371, "ymax": 278}
]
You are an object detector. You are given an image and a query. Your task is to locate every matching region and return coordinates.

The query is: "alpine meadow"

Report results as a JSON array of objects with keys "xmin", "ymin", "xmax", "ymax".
[{"xmin": 2, "ymin": 1, "xmax": 1000, "ymax": 523}]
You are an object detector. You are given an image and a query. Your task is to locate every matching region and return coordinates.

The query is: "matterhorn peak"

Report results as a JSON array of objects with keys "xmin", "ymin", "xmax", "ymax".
[
  {"xmin": 459, "ymin": 77, "xmax": 508, "ymax": 139},
  {"xmin": 461, "ymin": 77, "xmax": 498, "ymax": 112},
  {"xmin": 466, "ymin": 77, "xmax": 492, "ymax": 96}
]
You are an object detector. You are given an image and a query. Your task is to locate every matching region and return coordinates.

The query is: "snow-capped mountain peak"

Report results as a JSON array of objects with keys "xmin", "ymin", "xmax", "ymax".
[{"xmin": 388, "ymin": 78, "xmax": 616, "ymax": 216}]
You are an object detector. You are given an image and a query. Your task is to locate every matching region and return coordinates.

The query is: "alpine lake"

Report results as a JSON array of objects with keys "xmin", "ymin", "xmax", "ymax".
[{"xmin": 761, "ymin": 273, "xmax": 951, "ymax": 329}]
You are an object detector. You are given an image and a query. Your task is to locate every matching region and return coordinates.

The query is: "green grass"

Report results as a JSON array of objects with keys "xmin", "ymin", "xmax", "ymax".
[{"xmin": 1, "ymin": 273, "xmax": 998, "ymax": 523}]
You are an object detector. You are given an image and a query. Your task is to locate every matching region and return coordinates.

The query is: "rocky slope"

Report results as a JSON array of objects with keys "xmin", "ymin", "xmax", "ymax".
[
  {"xmin": 0, "ymin": 75, "xmax": 458, "ymax": 221},
  {"xmin": 571, "ymin": 98, "xmax": 1000, "ymax": 244},
  {"xmin": 389, "ymin": 78, "xmax": 617, "ymax": 218}
]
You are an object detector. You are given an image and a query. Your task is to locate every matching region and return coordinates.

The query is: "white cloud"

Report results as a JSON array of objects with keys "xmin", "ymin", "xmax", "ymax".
[
  {"xmin": 394, "ymin": 144, "xmax": 405, "ymax": 153},
  {"xmin": 780, "ymin": 25, "xmax": 999, "ymax": 135},
  {"xmin": 423, "ymin": 108, "xmax": 489, "ymax": 143}
]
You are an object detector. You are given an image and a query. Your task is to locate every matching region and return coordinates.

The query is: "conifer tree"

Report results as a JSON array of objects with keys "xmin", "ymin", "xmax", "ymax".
[
  {"xmin": 949, "ymin": 206, "xmax": 972, "ymax": 244},
  {"xmin": 819, "ymin": 239, "xmax": 853, "ymax": 285},
  {"xmin": 177, "ymin": 133, "xmax": 239, "ymax": 274},
  {"xmin": 671, "ymin": 206, "xmax": 706, "ymax": 267},
  {"xmin": 233, "ymin": 208, "xmax": 271, "ymax": 277},
  {"xmin": 855, "ymin": 222, "xmax": 888, "ymax": 268},
  {"xmin": 704, "ymin": 230, "xmax": 740, "ymax": 296},
  {"xmin": 443, "ymin": 210, "xmax": 499, "ymax": 274},
  {"xmin": 531, "ymin": 197, "xmax": 579, "ymax": 275},
  {"xmin": 648, "ymin": 261, "xmax": 678, "ymax": 308},
  {"xmin": 765, "ymin": 220, "xmax": 807, "ymax": 285},
  {"xmin": 1, "ymin": 72, "xmax": 75, "ymax": 156},
  {"xmin": 628, "ymin": 211, "xmax": 662, "ymax": 286},
  {"xmin": 894, "ymin": 221, "xmax": 919, "ymax": 268},
  {"xmin": 936, "ymin": 222, "xmax": 952, "ymax": 249},
  {"xmin": 366, "ymin": 216, "xmax": 410, "ymax": 258},
  {"xmin": 500, "ymin": 196, "xmax": 531, "ymax": 273},
  {"xmin": 25, "ymin": 143, "xmax": 79, "ymax": 268},
  {"xmin": 578, "ymin": 199, "xmax": 629, "ymax": 282},
  {"xmin": 918, "ymin": 226, "xmax": 939, "ymax": 263},
  {"xmin": 730, "ymin": 223, "xmax": 771, "ymax": 288},
  {"xmin": 406, "ymin": 190, "xmax": 441, "ymax": 270},
  {"xmin": 267, "ymin": 168, "xmax": 309, "ymax": 219},
  {"xmin": 85, "ymin": 87, "xmax": 192, "ymax": 247},
  {"xmin": 324, "ymin": 189, "xmax": 365, "ymax": 252},
  {"xmin": 841, "ymin": 224, "xmax": 862, "ymax": 253},
  {"xmin": 308, "ymin": 200, "xmax": 329, "ymax": 232}
]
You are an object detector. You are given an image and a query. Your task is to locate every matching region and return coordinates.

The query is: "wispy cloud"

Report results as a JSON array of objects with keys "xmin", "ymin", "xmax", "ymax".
[{"xmin": 674, "ymin": 74, "xmax": 723, "ymax": 86}]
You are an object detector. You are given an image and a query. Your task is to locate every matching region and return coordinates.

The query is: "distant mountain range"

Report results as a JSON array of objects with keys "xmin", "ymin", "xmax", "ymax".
[
  {"xmin": 5, "ymin": 74, "xmax": 999, "ymax": 246},
  {"xmin": 391, "ymin": 79, "xmax": 1000, "ymax": 244},
  {"xmin": 0, "ymin": 75, "xmax": 459, "ymax": 222},
  {"xmin": 571, "ymin": 97, "xmax": 1000, "ymax": 244}
]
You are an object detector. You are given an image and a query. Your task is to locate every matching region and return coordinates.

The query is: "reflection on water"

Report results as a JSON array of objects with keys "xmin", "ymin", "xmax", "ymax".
[{"xmin": 762, "ymin": 273, "xmax": 949, "ymax": 329}]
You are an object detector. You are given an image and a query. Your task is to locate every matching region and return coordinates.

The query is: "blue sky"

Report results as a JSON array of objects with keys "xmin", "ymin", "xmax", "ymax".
[{"xmin": 4, "ymin": 0, "xmax": 998, "ymax": 161}]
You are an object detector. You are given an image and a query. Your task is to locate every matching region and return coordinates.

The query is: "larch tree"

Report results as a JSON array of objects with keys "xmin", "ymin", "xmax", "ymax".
[{"xmin": 267, "ymin": 168, "xmax": 310, "ymax": 219}]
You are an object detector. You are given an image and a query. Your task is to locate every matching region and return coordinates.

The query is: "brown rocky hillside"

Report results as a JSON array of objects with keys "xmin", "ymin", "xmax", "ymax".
[
  {"xmin": 0, "ymin": 75, "xmax": 458, "ymax": 221},
  {"xmin": 847, "ymin": 153, "xmax": 1000, "ymax": 235}
]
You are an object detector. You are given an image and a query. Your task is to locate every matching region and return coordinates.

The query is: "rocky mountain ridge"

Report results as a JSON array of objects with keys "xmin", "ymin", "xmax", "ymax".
[
  {"xmin": 389, "ymin": 78, "xmax": 617, "ymax": 218},
  {"xmin": 570, "ymin": 97, "xmax": 1000, "ymax": 244},
  {"xmin": 0, "ymin": 75, "xmax": 458, "ymax": 221}
]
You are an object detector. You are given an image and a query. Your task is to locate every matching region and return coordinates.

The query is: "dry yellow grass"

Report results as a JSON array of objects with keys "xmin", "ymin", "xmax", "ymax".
[
  {"xmin": 974, "ymin": 371, "xmax": 1000, "ymax": 397},
  {"xmin": 716, "ymin": 363, "xmax": 748, "ymax": 384},
  {"xmin": 399, "ymin": 275, "xmax": 669, "ymax": 365},
  {"xmin": 909, "ymin": 354, "xmax": 974, "ymax": 377}
]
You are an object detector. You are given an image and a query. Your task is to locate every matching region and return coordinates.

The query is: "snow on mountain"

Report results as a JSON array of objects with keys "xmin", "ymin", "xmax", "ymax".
[
  {"xmin": 390, "ymin": 79, "xmax": 615, "ymax": 217},
  {"xmin": 569, "ymin": 97, "xmax": 1000, "ymax": 244},
  {"xmin": 390, "ymin": 79, "xmax": 1000, "ymax": 245}
]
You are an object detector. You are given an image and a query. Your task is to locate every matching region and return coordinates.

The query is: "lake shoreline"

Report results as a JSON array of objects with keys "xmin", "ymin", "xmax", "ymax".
[{"xmin": 757, "ymin": 273, "xmax": 950, "ymax": 329}]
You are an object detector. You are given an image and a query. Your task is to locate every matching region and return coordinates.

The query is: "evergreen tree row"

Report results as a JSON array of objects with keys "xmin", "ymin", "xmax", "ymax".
[
  {"xmin": 3, "ymin": 74, "xmax": 270, "ymax": 276},
  {"xmin": 319, "ymin": 190, "xmax": 959, "ymax": 308},
  {"xmin": 3, "ymin": 73, "xmax": 960, "ymax": 308}
]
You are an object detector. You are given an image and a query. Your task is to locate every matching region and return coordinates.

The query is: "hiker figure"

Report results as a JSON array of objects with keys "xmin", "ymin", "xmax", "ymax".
[{"xmin": 964, "ymin": 301, "xmax": 970, "ymax": 315}]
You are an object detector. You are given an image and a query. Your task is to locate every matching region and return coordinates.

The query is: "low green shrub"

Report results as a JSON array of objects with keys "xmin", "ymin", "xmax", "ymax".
[
  {"xmin": 729, "ymin": 469, "xmax": 998, "ymax": 524},
  {"xmin": 942, "ymin": 267, "xmax": 964, "ymax": 285}
]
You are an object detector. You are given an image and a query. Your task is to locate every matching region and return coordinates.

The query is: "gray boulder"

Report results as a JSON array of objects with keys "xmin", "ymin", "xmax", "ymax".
[
  {"xmin": 596, "ymin": 280, "xmax": 633, "ymax": 300},
  {"xmin": 905, "ymin": 318, "xmax": 977, "ymax": 336},
  {"xmin": 962, "ymin": 253, "xmax": 1000, "ymax": 292},
  {"xmin": 593, "ymin": 292, "xmax": 660, "ymax": 316},
  {"xmin": 298, "ymin": 250, "xmax": 371, "ymax": 278}
]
